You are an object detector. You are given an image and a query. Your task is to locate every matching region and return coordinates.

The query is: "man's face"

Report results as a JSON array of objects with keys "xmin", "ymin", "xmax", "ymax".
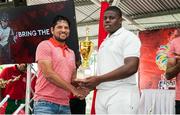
[
  {"xmin": 1, "ymin": 20, "xmax": 8, "ymax": 29},
  {"xmin": 18, "ymin": 64, "xmax": 27, "ymax": 72},
  {"xmin": 103, "ymin": 10, "xmax": 122, "ymax": 34},
  {"xmin": 51, "ymin": 20, "xmax": 70, "ymax": 41}
]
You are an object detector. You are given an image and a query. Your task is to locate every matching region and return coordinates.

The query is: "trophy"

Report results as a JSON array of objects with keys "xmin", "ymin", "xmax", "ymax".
[
  {"xmin": 80, "ymin": 26, "xmax": 94, "ymax": 68},
  {"xmin": 77, "ymin": 27, "xmax": 94, "ymax": 79}
]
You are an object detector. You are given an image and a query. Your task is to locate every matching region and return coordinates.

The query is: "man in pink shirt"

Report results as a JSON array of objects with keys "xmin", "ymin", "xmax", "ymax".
[
  {"xmin": 165, "ymin": 29, "xmax": 180, "ymax": 114},
  {"xmin": 33, "ymin": 15, "xmax": 87, "ymax": 114}
]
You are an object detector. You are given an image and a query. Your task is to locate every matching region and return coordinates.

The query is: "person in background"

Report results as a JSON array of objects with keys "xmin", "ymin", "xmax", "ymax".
[
  {"xmin": 0, "ymin": 12, "xmax": 16, "ymax": 64},
  {"xmin": 0, "ymin": 63, "xmax": 36, "ymax": 114},
  {"xmin": 76, "ymin": 6, "xmax": 141, "ymax": 114},
  {"xmin": 33, "ymin": 15, "xmax": 88, "ymax": 114},
  {"xmin": 165, "ymin": 29, "xmax": 180, "ymax": 114}
]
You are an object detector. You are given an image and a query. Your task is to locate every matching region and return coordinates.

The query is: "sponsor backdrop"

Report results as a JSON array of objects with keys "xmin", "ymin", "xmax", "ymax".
[
  {"xmin": 0, "ymin": 0, "xmax": 80, "ymax": 64},
  {"xmin": 139, "ymin": 28, "xmax": 178, "ymax": 89}
]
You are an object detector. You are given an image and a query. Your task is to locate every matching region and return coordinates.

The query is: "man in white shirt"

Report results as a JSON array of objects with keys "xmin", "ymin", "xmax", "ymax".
[{"xmin": 77, "ymin": 6, "xmax": 141, "ymax": 114}]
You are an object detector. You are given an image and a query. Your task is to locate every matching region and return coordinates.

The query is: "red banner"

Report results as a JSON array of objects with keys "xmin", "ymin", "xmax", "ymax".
[{"xmin": 97, "ymin": 2, "xmax": 109, "ymax": 48}]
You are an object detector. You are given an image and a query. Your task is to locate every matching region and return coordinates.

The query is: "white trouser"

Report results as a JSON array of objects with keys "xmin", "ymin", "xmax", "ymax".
[{"xmin": 95, "ymin": 84, "xmax": 140, "ymax": 114}]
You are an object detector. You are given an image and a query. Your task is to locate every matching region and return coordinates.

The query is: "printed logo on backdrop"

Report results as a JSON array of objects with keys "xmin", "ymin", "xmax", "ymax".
[
  {"xmin": 0, "ymin": 0, "xmax": 80, "ymax": 65},
  {"xmin": 16, "ymin": 29, "xmax": 50, "ymax": 38}
]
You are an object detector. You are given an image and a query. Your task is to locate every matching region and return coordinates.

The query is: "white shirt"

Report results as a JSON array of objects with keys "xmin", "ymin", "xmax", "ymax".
[
  {"xmin": 0, "ymin": 26, "xmax": 11, "ymax": 47},
  {"xmin": 96, "ymin": 27, "xmax": 141, "ymax": 90}
]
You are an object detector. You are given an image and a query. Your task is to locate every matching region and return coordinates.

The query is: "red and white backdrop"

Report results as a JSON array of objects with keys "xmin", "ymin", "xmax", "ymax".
[
  {"xmin": 0, "ymin": 0, "xmax": 80, "ymax": 65},
  {"xmin": 139, "ymin": 28, "xmax": 178, "ymax": 89}
]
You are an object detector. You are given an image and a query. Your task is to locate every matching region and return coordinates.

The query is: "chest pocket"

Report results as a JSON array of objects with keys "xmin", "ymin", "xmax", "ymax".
[
  {"xmin": 52, "ymin": 48, "xmax": 64, "ymax": 60},
  {"xmin": 103, "ymin": 38, "xmax": 124, "ymax": 57},
  {"xmin": 66, "ymin": 52, "xmax": 75, "ymax": 69}
]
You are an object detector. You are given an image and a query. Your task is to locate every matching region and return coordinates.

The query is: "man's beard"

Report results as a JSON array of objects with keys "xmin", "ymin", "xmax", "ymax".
[{"xmin": 55, "ymin": 36, "xmax": 66, "ymax": 42}]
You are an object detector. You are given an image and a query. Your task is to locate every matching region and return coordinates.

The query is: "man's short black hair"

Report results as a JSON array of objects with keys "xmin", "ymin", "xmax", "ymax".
[
  {"xmin": 51, "ymin": 15, "xmax": 70, "ymax": 28},
  {"xmin": 0, "ymin": 12, "xmax": 9, "ymax": 21},
  {"xmin": 105, "ymin": 6, "xmax": 122, "ymax": 17}
]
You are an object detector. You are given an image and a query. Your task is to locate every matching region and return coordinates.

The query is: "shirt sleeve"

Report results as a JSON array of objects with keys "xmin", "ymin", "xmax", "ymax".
[
  {"xmin": 0, "ymin": 68, "xmax": 8, "ymax": 79},
  {"xmin": 123, "ymin": 34, "xmax": 141, "ymax": 58},
  {"xmin": 36, "ymin": 41, "xmax": 52, "ymax": 62}
]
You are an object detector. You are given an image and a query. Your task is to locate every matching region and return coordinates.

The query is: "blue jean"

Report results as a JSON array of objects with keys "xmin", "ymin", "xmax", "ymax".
[{"xmin": 33, "ymin": 100, "xmax": 71, "ymax": 114}]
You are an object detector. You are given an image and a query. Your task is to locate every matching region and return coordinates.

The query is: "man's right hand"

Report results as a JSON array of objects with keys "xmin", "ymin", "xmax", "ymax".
[{"xmin": 71, "ymin": 87, "xmax": 89, "ymax": 100}]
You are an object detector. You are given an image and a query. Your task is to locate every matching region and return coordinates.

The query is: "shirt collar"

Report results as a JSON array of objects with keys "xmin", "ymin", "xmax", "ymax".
[
  {"xmin": 49, "ymin": 37, "xmax": 68, "ymax": 50},
  {"xmin": 107, "ymin": 27, "xmax": 124, "ymax": 38}
]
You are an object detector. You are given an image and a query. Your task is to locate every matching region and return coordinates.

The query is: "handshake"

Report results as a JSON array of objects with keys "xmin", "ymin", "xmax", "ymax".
[{"xmin": 71, "ymin": 76, "xmax": 100, "ymax": 100}]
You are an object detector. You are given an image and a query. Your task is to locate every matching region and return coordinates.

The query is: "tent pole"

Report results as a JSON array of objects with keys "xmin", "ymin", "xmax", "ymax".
[{"xmin": 25, "ymin": 64, "xmax": 31, "ymax": 114}]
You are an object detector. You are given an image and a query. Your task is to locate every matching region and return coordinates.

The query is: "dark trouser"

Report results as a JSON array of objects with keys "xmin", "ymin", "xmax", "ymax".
[
  {"xmin": 5, "ymin": 98, "xmax": 25, "ymax": 114},
  {"xmin": 70, "ymin": 98, "xmax": 86, "ymax": 114},
  {"xmin": 0, "ymin": 44, "xmax": 12, "ymax": 64},
  {"xmin": 176, "ymin": 100, "xmax": 180, "ymax": 114}
]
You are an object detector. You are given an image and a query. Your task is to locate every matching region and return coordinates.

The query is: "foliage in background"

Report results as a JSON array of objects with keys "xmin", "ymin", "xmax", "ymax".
[{"xmin": 0, "ymin": 65, "xmax": 3, "ymax": 73}]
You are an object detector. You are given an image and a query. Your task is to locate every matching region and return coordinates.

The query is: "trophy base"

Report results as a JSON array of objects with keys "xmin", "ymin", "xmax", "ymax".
[{"xmin": 76, "ymin": 66, "xmax": 91, "ymax": 80}]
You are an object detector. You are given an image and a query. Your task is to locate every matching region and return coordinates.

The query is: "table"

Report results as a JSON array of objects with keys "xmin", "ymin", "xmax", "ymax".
[{"xmin": 138, "ymin": 89, "xmax": 175, "ymax": 114}]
